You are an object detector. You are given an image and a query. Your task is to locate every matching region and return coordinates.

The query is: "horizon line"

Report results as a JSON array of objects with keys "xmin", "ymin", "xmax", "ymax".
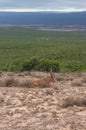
[{"xmin": 0, "ymin": 9, "xmax": 86, "ymax": 13}]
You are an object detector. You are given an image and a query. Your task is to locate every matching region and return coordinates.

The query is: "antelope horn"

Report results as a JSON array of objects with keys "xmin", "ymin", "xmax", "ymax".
[
  {"xmin": 50, "ymin": 70, "xmax": 56, "ymax": 82},
  {"xmin": 50, "ymin": 68, "xmax": 52, "ymax": 73}
]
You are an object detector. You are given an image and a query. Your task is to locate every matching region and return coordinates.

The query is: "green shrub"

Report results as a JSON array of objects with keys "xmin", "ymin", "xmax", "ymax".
[
  {"xmin": 38, "ymin": 58, "xmax": 60, "ymax": 72},
  {"xmin": 21, "ymin": 59, "xmax": 31, "ymax": 71},
  {"xmin": 65, "ymin": 63, "xmax": 82, "ymax": 72},
  {"xmin": 21, "ymin": 57, "xmax": 38, "ymax": 71},
  {"xmin": 21, "ymin": 57, "xmax": 60, "ymax": 72}
]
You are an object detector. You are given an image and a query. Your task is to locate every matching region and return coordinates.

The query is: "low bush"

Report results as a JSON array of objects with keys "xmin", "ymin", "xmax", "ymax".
[
  {"xmin": 20, "ymin": 80, "xmax": 32, "ymax": 87},
  {"xmin": 63, "ymin": 96, "xmax": 86, "ymax": 108},
  {"xmin": 4, "ymin": 77, "xmax": 18, "ymax": 87},
  {"xmin": 21, "ymin": 57, "xmax": 60, "ymax": 72},
  {"xmin": 65, "ymin": 63, "xmax": 83, "ymax": 72}
]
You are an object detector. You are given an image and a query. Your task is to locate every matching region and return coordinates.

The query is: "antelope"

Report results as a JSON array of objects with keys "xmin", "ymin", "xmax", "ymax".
[{"xmin": 32, "ymin": 72, "xmax": 55, "ymax": 87}]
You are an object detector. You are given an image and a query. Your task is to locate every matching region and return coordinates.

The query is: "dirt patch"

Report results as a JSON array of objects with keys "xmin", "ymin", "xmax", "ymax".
[{"xmin": 0, "ymin": 71, "xmax": 86, "ymax": 130}]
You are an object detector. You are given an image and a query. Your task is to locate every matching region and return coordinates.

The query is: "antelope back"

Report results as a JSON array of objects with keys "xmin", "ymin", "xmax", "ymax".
[
  {"xmin": 32, "ymin": 72, "xmax": 55, "ymax": 86},
  {"xmin": 32, "ymin": 79, "xmax": 42, "ymax": 86}
]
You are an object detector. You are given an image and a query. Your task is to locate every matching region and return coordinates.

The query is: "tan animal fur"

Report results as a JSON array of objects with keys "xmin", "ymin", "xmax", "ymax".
[{"xmin": 32, "ymin": 72, "xmax": 55, "ymax": 86}]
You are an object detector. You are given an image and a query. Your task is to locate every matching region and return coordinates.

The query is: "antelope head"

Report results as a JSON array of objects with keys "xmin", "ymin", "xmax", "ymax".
[{"xmin": 49, "ymin": 70, "xmax": 55, "ymax": 82}]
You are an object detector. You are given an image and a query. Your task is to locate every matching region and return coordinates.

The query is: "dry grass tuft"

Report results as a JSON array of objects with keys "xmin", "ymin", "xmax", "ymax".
[
  {"xmin": 56, "ymin": 76, "xmax": 64, "ymax": 81},
  {"xmin": 62, "ymin": 96, "xmax": 86, "ymax": 108},
  {"xmin": 82, "ymin": 78, "xmax": 86, "ymax": 83},
  {"xmin": 71, "ymin": 81, "xmax": 82, "ymax": 87},
  {"xmin": 40, "ymin": 83, "xmax": 50, "ymax": 88},
  {"xmin": 19, "ymin": 80, "xmax": 32, "ymax": 87},
  {"xmin": 4, "ymin": 77, "xmax": 18, "ymax": 87}
]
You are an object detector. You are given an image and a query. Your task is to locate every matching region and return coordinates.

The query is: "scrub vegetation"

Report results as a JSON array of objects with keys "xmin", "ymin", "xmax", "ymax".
[{"xmin": 0, "ymin": 27, "xmax": 86, "ymax": 72}]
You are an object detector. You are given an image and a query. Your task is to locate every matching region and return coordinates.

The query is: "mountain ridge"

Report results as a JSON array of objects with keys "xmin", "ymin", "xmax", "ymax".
[{"xmin": 0, "ymin": 11, "xmax": 86, "ymax": 26}]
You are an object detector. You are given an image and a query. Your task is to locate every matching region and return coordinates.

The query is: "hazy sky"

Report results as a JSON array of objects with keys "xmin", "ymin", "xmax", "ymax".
[{"xmin": 0, "ymin": 0, "xmax": 86, "ymax": 12}]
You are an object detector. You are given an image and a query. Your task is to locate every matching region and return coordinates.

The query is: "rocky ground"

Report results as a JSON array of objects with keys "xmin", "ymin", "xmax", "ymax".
[{"xmin": 0, "ymin": 71, "xmax": 86, "ymax": 130}]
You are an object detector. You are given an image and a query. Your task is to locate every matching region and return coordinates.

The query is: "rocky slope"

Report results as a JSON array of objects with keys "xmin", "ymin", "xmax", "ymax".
[{"xmin": 0, "ymin": 71, "xmax": 86, "ymax": 130}]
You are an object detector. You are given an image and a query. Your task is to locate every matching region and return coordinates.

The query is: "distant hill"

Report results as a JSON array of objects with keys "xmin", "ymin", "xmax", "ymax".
[{"xmin": 0, "ymin": 11, "xmax": 86, "ymax": 26}]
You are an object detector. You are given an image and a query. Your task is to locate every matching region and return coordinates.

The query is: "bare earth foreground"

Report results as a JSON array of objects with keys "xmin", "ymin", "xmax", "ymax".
[{"xmin": 0, "ymin": 71, "xmax": 86, "ymax": 130}]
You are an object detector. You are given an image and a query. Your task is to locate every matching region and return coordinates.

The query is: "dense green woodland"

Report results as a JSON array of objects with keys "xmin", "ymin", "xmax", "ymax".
[{"xmin": 0, "ymin": 27, "xmax": 86, "ymax": 72}]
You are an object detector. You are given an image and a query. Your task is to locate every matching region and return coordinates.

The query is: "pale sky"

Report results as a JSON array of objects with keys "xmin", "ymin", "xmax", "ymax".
[{"xmin": 0, "ymin": 0, "xmax": 86, "ymax": 12}]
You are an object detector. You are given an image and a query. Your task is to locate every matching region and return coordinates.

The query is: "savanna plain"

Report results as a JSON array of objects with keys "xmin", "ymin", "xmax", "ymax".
[{"xmin": 0, "ymin": 27, "xmax": 86, "ymax": 130}]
